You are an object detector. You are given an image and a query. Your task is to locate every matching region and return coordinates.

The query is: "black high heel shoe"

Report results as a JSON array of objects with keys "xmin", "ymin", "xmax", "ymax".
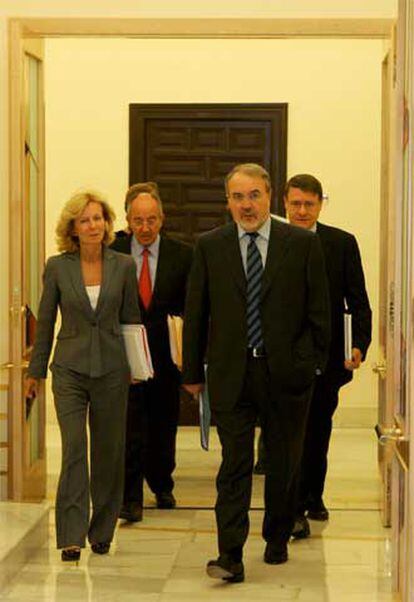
[
  {"xmin": 61, "ymin": 547, "xmax": 81, "ymax": 562},
  {"xmin": 91, "ymin": 542, "xmax": 111, "ymax": 555}
]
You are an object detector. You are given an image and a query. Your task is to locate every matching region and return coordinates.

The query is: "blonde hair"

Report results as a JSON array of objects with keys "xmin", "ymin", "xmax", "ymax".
[{"xmin": 56, "ymin": 190, "xmax": 116, "ymax": 253}]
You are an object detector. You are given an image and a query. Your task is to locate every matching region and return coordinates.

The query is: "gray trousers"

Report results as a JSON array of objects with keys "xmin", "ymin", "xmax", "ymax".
[{"xmin": 51, "ymin": 364, "xmax": 129, "ymax": 549}]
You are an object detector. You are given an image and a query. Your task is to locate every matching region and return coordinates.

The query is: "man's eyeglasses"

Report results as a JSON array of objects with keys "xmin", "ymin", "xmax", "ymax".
[
  {"xmin": 228, "ymin": 190, "xmax": 264, "ymax": 203},
  {"xmin": 131, "ymin": 217, "xmax": 160, "ymax": 227},
  {"xmin": 286, "ymin": 200, "xmax": 320, "ymax": 210}
]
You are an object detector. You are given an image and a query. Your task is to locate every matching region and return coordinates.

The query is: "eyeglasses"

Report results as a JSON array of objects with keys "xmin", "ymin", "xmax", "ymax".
[
  {"xmin": 131, "ymin": 217, "xmax": 160, "ymax": 227},
  {"xmin": 228, "ymin": 190, "xmax": 264, "ymax": 203},
  {"xmin": 286, "ymin": 200, "xmax": 320, "ymax": 210}
]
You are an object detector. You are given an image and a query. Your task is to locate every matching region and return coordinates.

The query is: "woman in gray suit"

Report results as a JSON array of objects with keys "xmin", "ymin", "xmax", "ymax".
[{"xmin": 24, "ymin": 190, "xmax": 141, "ymax": 562}]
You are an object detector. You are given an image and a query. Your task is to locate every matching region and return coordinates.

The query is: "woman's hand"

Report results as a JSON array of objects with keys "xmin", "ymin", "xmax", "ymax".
[{"xmin": 24, "ymin": 377, "xmax": 39, "ymax": 399}]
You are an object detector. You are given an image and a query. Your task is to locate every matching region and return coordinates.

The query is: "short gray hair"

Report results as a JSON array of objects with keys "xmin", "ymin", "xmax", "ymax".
[
  {"xmin": 225, "ymin": 163, "xmax": 271, "ymax": 195},
  {"xmin": 124, "ymin": 181, "xmax": 163, "ymax": 215}
]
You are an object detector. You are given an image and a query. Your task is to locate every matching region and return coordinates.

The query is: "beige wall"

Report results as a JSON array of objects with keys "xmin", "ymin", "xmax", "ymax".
[{"xmin": 44, "ymin": 37, "xmax": 383, "ymax": 419}]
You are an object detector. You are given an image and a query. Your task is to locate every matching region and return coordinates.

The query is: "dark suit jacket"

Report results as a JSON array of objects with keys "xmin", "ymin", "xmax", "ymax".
[
  {"xmin": 111, "ymin": 234, "xmax": 193, "ymax": 374},
  {"xmin": 316, "ymin": 222, "xmax": 372, "ymax": 386},
  {"xmin": 182, "ymin": 219, "xmax": 331, "ymax": 412},
  {"xmin": 28, "ymin": 247, "xmax": 141, "ymax": 379}
]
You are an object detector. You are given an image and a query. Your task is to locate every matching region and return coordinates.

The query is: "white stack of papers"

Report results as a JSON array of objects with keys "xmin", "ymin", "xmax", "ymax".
[
  {"xmin": 199, "ymin": 364, "xmax": 210, "ymax": 451},
  {"xmin": 168, "ymin": 315, "xmax": 183, "ymax": 370},
  {"xmin": 344, "ymin": 313, "xmax": 353, "ymax": 361},
  {"xmin": 199, "ymin": 389, "xmax": 211, "ymax": 451},
  {"xmin": 121, "ymin": 324, "xmax": 154, "ymax": 381}
]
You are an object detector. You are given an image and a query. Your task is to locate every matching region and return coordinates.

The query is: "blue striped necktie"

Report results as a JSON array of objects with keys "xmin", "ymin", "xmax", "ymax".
[{"xmin": 246, "ymin": 232, "xmax": 264, "ymax": 349}]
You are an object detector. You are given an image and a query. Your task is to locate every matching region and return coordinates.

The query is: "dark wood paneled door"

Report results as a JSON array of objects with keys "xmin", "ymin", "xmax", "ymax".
[
  {"xmin": 129, "ymin": 103, "xmax": 287, "ymax": 423},
  {"xmin": 130, "ymin": 103, "xmax": 287, "ymax": 244}
]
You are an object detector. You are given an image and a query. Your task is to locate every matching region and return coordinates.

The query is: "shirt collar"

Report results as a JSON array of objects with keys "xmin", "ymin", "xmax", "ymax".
[
  {"xmin": 237, "ymin": 216, "xmax": 271, "ymax": 241},
  {"xmin": 131, "ymin": 234, "xmax": 161, "ymax": 255},
  {"xmin": 286, "ymin": 219, "xmax": 317, "ymax": 233}
]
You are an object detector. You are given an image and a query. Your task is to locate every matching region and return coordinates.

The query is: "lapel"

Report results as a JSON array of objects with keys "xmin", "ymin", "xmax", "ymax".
[
  {"xmin": 119, "ymin": 234, "xmax": 147, "ymax": 312},
  {"xmin": 66, "ymin": 252, "xmax": 95, "ymax": 319},
  {"xmin": 316, "ymin": 222, "xmax": 334, "ymax": 274},
  {"xmin": 261, "ymin": 219, "xmax": 291, "ymax": 300},
  {"xmin": 95, "ymin": 247, "xmax": 117, "ymax": 314},
  {"xmin": 222, "ymin": 223, "xmax": 246, "ymax": 296},
  {"xmin": 151, "ymin": 235, "xmax": 167, "ymax": 305}
]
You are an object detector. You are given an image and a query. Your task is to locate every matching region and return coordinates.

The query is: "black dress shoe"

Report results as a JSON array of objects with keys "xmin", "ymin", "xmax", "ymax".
[
  {"xmin": 206, "ymin": 556, "xmax": 244, "ymax": 583},
  {"xmin": 291, "ymin": 515, "xmax": 311, "ymax": 539},
  {"xmin": 61, "ymin": 547, "xmax": 81, "ymax": 562},
  {"xmin": 155, "ymin": 491, "xmax": 176, "ymax": 509},
  {"xmin": 119, "ymin": 502, "xmax": 143, "ymax": 522},
  {"xmin": 307, "ymin": 499, "xmax": 329, "ymax": 521},
  {"xmin": 91, "ymin": 542, "xmax": 111, "ymax": 555},
  {"xmin": 264, "ymin": 541, "xmax": 288, "ymax": 564}
]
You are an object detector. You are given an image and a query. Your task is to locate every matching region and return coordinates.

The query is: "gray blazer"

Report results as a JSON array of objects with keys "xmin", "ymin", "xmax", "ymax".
[{"xmin": 28, "ymin": 247, "xmax": 141, "ymax": 379}]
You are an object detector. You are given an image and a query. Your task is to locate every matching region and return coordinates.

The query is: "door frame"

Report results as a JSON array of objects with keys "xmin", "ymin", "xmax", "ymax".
[
  {"xmin": 390, "ymin": 2, "xmax": 413, "ymax": 598},
  {"xmin": 376, "ymin": 48, "xmax": 393, "ymax": 527},
  {"xmin": 9, "ymin": 22, "xmax": 46, "ymax": 500}
]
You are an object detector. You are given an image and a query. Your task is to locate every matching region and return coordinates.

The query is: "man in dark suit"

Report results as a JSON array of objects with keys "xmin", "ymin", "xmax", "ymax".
[
  {"xmin": 283, "ymin": 174, "xmax": 372, "ymax": 538},
  {"xmin": 182, "ymin": 163, "xmax": 330, "ymax": 582},
  {"xmin": 111, "ymin": 182, "xmax": 193, "ymax": 522}
]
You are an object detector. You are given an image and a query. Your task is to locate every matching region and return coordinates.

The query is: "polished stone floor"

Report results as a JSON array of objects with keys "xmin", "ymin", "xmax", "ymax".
[{"xmin": 0, "ymin": 426, "xmax": 396, "ymax": 601}]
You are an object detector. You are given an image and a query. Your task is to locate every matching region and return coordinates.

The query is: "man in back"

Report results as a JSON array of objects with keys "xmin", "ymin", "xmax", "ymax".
[
  {"xmin": 283, "ymin": 173, "xmax": 372, "ymax": 538},
  {"xmin": 112, "ymin": 182, "xmax": 193, "ymax": 521}
]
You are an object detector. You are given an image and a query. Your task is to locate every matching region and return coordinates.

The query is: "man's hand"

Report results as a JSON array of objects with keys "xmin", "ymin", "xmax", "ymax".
[
  {"xmin": 344, "ymin": 348, "xmax": 362, "ymax": 371},
  {"xmin": 182, "ymin": 383, "xmax": 204, "ymax": 398},
  {"xmin": 24, "ymin": 377, "xmax": 39, "ymax": 399}
]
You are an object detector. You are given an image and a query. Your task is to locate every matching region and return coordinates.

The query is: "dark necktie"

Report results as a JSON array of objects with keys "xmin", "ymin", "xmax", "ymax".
[
  {"xmin": 139, "ymin": 247, "xmax": 152, "ymax": 309},
  {"xmin": 246, "ymin": 232, "xmax": 264, "ymax": 349}
]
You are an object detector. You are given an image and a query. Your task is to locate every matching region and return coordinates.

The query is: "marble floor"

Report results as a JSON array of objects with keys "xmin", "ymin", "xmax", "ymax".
[{"xmin": 0, "ymin": 426, "xmax": 396, "ymax": 601}]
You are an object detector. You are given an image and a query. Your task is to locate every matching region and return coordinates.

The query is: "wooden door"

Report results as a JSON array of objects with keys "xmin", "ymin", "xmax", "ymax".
[
  {"xmin": 130, "ymin": 103, "xmax": 288, "ymax": 244},
  {"xmin": 8, "ymin": 28, "xmax": 46, "ymax": 500},
  {"xmin": 375, "ymin": 2, "xmax": 412, "ymax": 599},
  {"xmin": 374, "ymin": 51, "xmax": 394, "ymax": 527},
  {"xmin": 130, "ymin": 103, "xmax": 287, "ymax": 424}
]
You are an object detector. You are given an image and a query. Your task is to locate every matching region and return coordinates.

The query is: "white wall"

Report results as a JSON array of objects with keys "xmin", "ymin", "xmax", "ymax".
[{"xmin": 45, "ymin": 37, "xmax": 383, "ymax": 418}]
